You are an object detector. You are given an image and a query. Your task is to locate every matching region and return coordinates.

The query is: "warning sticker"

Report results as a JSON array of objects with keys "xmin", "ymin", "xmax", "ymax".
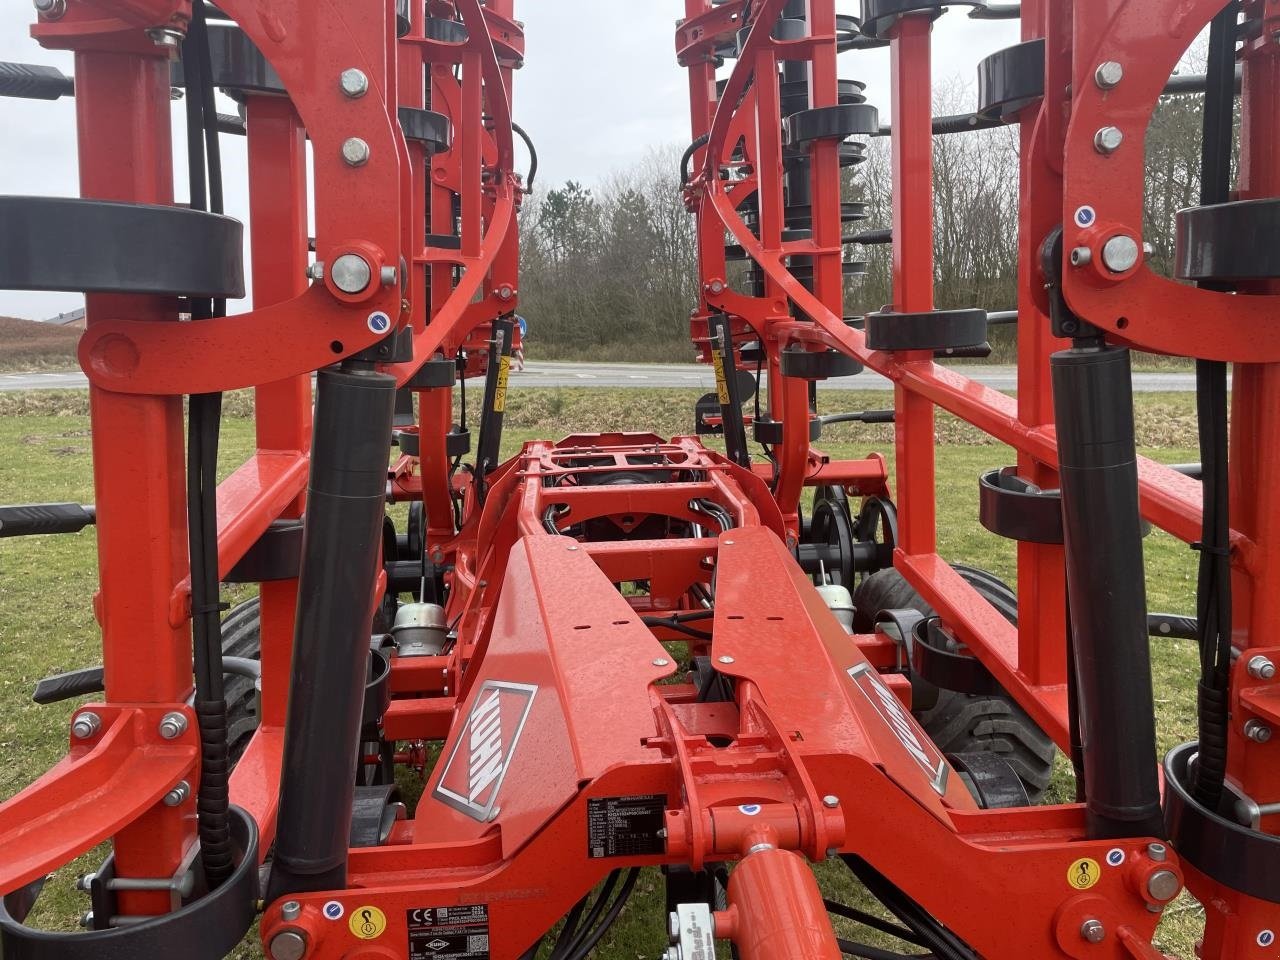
[
  {"xmin": 493, "ymin": 355, "xmax": 511, "ymax": 413},
  {"xmin": 711, "ymin": 350, "xmax": 730, "ymax": 405},
  {"xmin": 350, "ymin": 905, "xmax": 387, "ymax": 940},
  {"xmin": 587, "ymin": 794, "xmax": 667, "ymax": 859},
  {"xmin": 1067, "ymin": 857, "xmax": 1101, "ymax": 891},
  {"xmin": 407, "ymin": 904, "xmax": 490, "ymax": 960}
]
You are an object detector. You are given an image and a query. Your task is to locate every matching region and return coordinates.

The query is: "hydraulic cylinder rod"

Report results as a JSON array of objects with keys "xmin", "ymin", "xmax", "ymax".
[
  {"xmin": 268, "ymin": 364, "xmax": 396, "ymax": 898},
  {"xmin": 1051, "ymin": 344, "xmax": 1164, "ymax": 839}
]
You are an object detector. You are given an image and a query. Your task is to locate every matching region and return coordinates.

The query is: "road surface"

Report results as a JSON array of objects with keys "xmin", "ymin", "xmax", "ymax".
[{"xmin": 0, "ymin": 362, "xmax": 1204, "ymax": 393}]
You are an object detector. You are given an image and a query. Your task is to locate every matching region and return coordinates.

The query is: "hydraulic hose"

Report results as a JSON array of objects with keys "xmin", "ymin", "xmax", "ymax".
[
  {"xmin": 1189, "ymin": 0, "xmax": 1238, "ymax": 812},
  {"xmin": 181, "ymin": 0, "xmax": 234, "ymax": 887}
]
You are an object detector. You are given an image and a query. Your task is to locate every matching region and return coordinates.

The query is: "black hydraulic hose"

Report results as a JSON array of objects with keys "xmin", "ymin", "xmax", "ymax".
[
  {"xmin": 512, "ymin": 121, "xmax": 538, "ymax": 192},
  {"xmin": 559, "ymin": 869, "xmax": 639, "ymax": 960},
  {"xmin": 181, "ymin": 0, "xmax": 234, "ymax": 888},
  {"xmin": 837, "ymin": 941, "xmax": 927, "ymax": 960},
  {"xmin": 842, "ymin": 857, "xmax": 978, "ymax": 960},
  {"xmin": 824, "ymin": 899, "xmax": 926, "ymax": 947},
  {"xmin": 1190, "ymin": 0, "xmax": 1238, "ymax": 813},
  {"xmin": 551, "ymin": 871, "xmax": 619, "ymax": 959},
  {"xmin": 681, "ymin": 132, "xmax": 711, "ymax": 186}
]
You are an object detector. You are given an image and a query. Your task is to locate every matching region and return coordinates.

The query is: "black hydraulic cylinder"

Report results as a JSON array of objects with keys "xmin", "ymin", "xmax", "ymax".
[
  {"xmin": 708, "ymin": 312, "xmax": 751, "ymax": 469},
  {"xmin": 1051, "ymin": 345, "xmax": 1164, "ymax": 840},
  {"xmin": 475, "ymin": 316, "xmax": 516, "ymax": 487},
  {"xmin": 267, "ymin": 365, "xmax": 396, "ymax": 899}
]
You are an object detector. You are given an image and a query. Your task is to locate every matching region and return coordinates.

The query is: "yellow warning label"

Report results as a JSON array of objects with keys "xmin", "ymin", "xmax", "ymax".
[
  {"xmin": 349, "ymin": 905, "xmax": 387, "ymax": 940},
  {"xmin": 711, "ymin": 350, "xmax": 730, "ymax": 405},
  {"xmin": 494, "ymin": 355, "xmax": 511, "ymax": 413},
  {"xmin": 1067, "ymin": 858, "xmax": 1101, "ymax": 891}
]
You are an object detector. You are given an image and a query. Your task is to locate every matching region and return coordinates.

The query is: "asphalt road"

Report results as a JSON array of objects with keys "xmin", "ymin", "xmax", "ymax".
[{"xmin": 0, "ymin": 362, "xmax": 1203, "ymax": 393}]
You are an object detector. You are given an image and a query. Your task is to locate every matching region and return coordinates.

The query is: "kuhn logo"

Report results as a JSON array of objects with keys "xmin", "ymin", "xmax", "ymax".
[
  {"xmin": 433, "ymin": 680, "xmax": 537, "ymax": 821},
  {"xmin": 847, "ymin": 664, "xmax": 949, "ymax": 795}
]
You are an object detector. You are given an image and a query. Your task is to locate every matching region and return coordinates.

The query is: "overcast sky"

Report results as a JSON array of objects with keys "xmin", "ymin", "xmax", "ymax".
[{"xmin": 0, "ymin": 4, "xmax": 1017, "ymax": 322}]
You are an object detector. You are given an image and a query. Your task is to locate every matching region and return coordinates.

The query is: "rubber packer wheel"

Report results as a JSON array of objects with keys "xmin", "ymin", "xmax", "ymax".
[
  {"xmin": 221, "ymin": 597, "xmax": 396, "ymax": 785},
  {"xmin": 851, "ymin": 565, "xmax": 1056, "ymax": 801},
  {"xmin": 219, "ymin": 596, "xmax": 263, "ymax": 765}
]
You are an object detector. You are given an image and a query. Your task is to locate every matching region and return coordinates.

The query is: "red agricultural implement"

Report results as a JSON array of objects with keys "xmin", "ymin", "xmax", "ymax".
[{"xmin": 1, "ymin": 0, "xmax": 1278, "ymax": 957}]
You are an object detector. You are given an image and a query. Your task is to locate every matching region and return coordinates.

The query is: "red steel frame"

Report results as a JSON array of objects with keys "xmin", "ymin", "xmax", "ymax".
[{"xmin": 1, "ymin": 0, "xmax": 1278, "ymax": 958}]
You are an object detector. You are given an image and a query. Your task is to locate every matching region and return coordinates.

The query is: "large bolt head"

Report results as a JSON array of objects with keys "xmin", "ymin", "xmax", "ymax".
[
  {"xmin": 1245, "ymin": 719, "xmax": 1273, "ymax": 743},
  {"xmin": 339, "ymin": 69, "xmax": 369, "ymax": 98},
  {"xmin": 163, "ymin": 780, "xmax": 191, "ymax": 807},
  {"xmin": 1094, "ymin": 61, "xmax": 1124, "ymax": 89},
  {"xmin": 1080, "ymin": 919, "xmax": 1105, "ymax": 943},
  {"xmin": 668, "ymin": 911, "xmax": 681, "ymax": 941},
  {"xmin": 1102, "ymin": 235, "xmax": 1141, "ymax": 273},
  {"xmin": 1248, "ymin": 655, "xmax": 1277, "ymax": 680},
  {"xmin": 269, "ymin": 930, "xmax": 308, "ymax": 960},
  {"xmin": 1094, "ymin": 126, "xmax": 1124, "ymax": 155},
  {"xmin": 822, "ymin": 794, "xmax": 840, "ymax": 809},
  {"xmin": 72, "ymin": 712, "xmax": 102, "ymax": 740},
  {"xmin": 1147, "ymin": 869, "xmax": 1181, "ymax": 902},
  {"xmin": 281, "ymin": 901, "xmax": 302, "ymax": 922},
  {"xmin": 33, "ymin": 0, "xmax": 67, "ymax": 18},
  {"xmin": 342, "ymin": 137, "xmax": 371, "ymax": 167},
  {"xmin": 331, "ymin": 254, "xmax": 372, "ymax": 294},
  {"xmin": 158, "ymin": 711, "xmax": 188, "ymax": 740}
]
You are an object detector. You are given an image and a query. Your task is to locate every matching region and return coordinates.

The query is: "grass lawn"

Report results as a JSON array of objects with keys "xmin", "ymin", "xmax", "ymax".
[{"xmin": 0, "ymin": 387, "xmax": 1205, "ymax": 958}]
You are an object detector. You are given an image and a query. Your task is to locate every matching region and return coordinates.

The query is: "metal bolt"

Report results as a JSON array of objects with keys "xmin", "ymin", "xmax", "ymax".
[
  {"xmin": 707, "ymin": 280, "xmax": 725, "ymax": 295},
  {"xmin": 306, "ymin": 261, "xmax": 325, "ymax": 281},
  {"xmin": 147, "ymin": 27, "xmax": 186, "ymax": 50},
  {"xmin": 1080, "ymin": 919, "xmax": 1106, "ymax": 944},
  {"xmin": 1102, "ymin": 235, "xmax": 1141, "ymax": 273},
  {"xmin": 496, "ymin": 284, "xmax": 515, "ymax": 301},
  {"xmin": 1147, "ymin": 869, "xmax": 1181, "ymax": 902},
  {"xmin": 822, "ymin": 795, "xmax": 840, "ymax": 809},
  {"xmin": 723, "ymin": 539, "xmax": 735, "ymax": 546},
  {"xmin": 380, "ymin": 265, "xmax": 399, "ymax": 287},
  {"xmin": 281, "ymin": 901, "xmax": 302, "ymax": 922},
  {"xmin": 75, "ymin": 873, "xmax": 96, "ymax": 891},
  {"xmin": 1094, "ymin": 61, "xmax": 1124, "ymax": 89},
  {"xmin": 567, "ymin": 545, "xmax": 579, "ymax": 551},
  {"xmin": 339, "ymin": 68, "xmax": 369, "ymax": 98},
  {"xmin": 1143, "ymin": 242, "xmax": 1155, "ymax": 260},
  {"xmin": 1248, "ymin": 655, "xmax": 1277, "ymax": 680},
  {"xmin": 72, "ymin": 712, "xmax": 102, "ymax": 740},
  {"xmin": 1245, "ymin": 719, "xmax": 1273, "ymax": 743},
  {"xmin": 717, "ymin": 655, "xmax": 735, "ymax": 665},
  {"xmin": 33, "ymin": 0, "xmax": 66, "ymax": 19},
  {"xmin": 1070, "ymin": 246, "xmax": 1093, "ymax": 267},
  {"xmin": 668, "ymin": 911, "xmax": 681, "ymax": 941},
  {"xmin": 79, "ymin": 911, "xmax": 95, "ymax": 929},
  {"xmin": 163, "ymin": 780, "xmax": 191, "ymax": 807},
  {"xmin": 665, "ymin": 947, "xmax": 682, "ymax": 960},
  {"xmin": 269, "ymin": 930, "xmax": 308, "ymax": 960},
  {"xmin": 158, "ymin": 711, "xmax": 188, "ymax": 739},
  {"xmin": 331, "ymin": 254, "xmax": 372, "ymax": 294},
  {"xmin": 1094, "ymin": 126, "xmax": 1124, "ymax": 155},
  {"xmin": 341, "ymin": 137, "xmax": 371, "ymax": 167},
  {"xmin": 1147, "ymin": 842, "xmax": 1167, "ymax": 861},
  {"xmin": 652, "ymin": 658, "xmax": 671, "ymax": 667}
]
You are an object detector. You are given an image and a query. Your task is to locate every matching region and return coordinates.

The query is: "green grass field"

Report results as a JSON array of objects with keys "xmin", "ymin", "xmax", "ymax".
[{"xmin": 0, "ymin": 387, "xmax": 1206, "ymax": 957}]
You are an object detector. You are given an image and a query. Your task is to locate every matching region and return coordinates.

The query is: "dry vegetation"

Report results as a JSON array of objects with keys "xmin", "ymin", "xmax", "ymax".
[{"xmin": 0, "ymin": 317, "xmax": 80, "ymax": 373}]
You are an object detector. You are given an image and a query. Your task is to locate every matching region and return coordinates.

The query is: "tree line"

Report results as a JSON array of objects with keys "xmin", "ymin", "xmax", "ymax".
[{"xmin": 517, "ymin": 70, "xmax": 1219, "ymax": 362}]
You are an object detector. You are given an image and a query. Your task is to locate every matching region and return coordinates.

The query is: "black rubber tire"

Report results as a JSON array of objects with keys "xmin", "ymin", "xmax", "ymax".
[
  {"xmin": 219, "ymin": 596, "xmax": 262, "ymax": 765},
  {"xmin": 220, "ymin": 597, "xmax": 395, "ymax": 785},
  {"xmin": 852, "ymin": 565, "xmax": 1056, "ymax": 801}
]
